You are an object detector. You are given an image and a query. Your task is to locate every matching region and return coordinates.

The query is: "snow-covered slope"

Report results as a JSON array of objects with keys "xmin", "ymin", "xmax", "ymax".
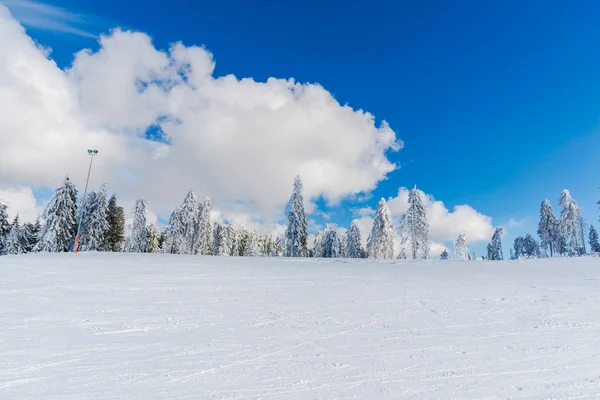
[{"xmin": 1, "ymin": 254, "xmax": 600, "ymax": 399}]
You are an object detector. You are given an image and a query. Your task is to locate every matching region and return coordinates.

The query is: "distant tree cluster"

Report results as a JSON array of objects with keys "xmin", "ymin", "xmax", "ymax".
[{"xmin": 1, "ymin": 177, "xmax": 598, "ymax": 261}]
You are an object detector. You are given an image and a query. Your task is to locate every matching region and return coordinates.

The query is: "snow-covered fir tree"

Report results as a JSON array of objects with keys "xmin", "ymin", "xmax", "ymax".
[
  {"xmin": 258, "ymin": 232, "xmax": 272, "ymax": 257},
  {"xmin": 312, "ymin": 230, "xmax": 324, "ymax": 258},
  {"xmin": 589, "ymin": 225, "xmax": 600, "ymax": 253},
  {"xmin": 366, "ymin": 198, "xmax": 396, "ymax": 259},
  {"xmin": 524, "ymin": 233, "xmax": 541, "ymax": 258},
  {"xmin": 272, "ymin": 235, "xmax": 284, "ymax": 257},
  {"xmin": 559, "ymin": 190, "xmax": 582, "ymax": 256},
  {"xmin": 80, "ymin": 184, "xmax": 109, "ymax": 252},
  {"xmin": 22, "ymin": 219, "xmax": 41, "ymax": 253},
  {"xmin": 197, "ymin": 197, "xmax": 213, "ymax": 255},
  {"xmin": 163, "ymin": 208, "xmax": 184, "ymax": 254},
  {"xmin": 454, "ymin": 233, "xmax": 469, "ymax": 260},
  {"xmin": 440, "ymin": 249, "xmax": 449, "ymax": 260},
  {"xmin": 225, "ymin": 224, "xmax": 238, "ymax": 256},
  {"xmin": 486, "ymin": 228, "xmax": 504, "ymax": 260},
  {"xmin": 537, "ymin": 199, "xmax": 559, "ymax": 258},
  {"xmin": 2, "ymin": 216, "xmax": 25, "ymax": 255},
  {"xmin": 578, "ymin": 217, "xmax": 587, "ymax": 255},
  {"xmin": 322, "ymin": 227, "xmax": 342, "ymax": 258},
  {"xmin": 124, "ymin": 198, "xmax": 148, "ymax": 253},
  {"xmin": 0, "ymin": 202, "xmax": 11, "ymax": 249},
  {"xmin": 103, "ymin": 194, "xmax": 125, "ymax": 252},
  {"xmin": 179, "ymin": 189, "xmax": 201, "ymax": 254},
  {"xmin": 346, "ymin": 221, "xmax": 364, "ymax": 258},
  {"xmin": 146, "ymin": 225, "xmax": 161, "ymax": 253},
  {"xmin": 35, "ymin": 177, "xmax": 78, "ymax": 252},
  {"xmin": 398, "ymin": 186, "xmax": 430, "ymax": 259},
  {"xmin": 284, "ymin": 176, "xmax": 308, "ymax": 257},
  {"xmin": 243, "ymin": 229, "xmax": 261, "ymax": 257}
]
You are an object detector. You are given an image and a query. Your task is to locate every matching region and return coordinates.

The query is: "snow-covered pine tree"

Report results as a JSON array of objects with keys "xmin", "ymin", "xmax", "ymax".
[
  {"xmin": 35, "ymin": 177, "xmax": 78, "ymax": 252},
  {"xmin": 79, "ymin": 190, "xmax": 97, "ymax": 232},
  {"xmin": 0, "ymin": 203, "xmax": 10, "ymax": 249},
  {"xmin": 225, "ymin": 224, "xmax": 238, "ymax": 256},
  {"xmin": 243, "ymin": 229, "xmax": 261, "ymax": 257},
  {"xmin": 21, "ymin": 220, "xmax": 40, "ymax": 253},
  {"xmin": 311, "ymin": 230, "xmax": 324, "ymax": 258},
  {"xmin": 323, "ymin": 227, "xmax": 342, "ymax": 258},
  {"xmin": 345, "ymin": 221, "xmax": 364, "ymax": 258},
  {"xmin": 537, "ymin": 199, "xmax": 559, "ymax": 257},
  {"xmin": 509, "ymin": 248, "xmax": 515, "ymax": 260},
  {"xmin": 440, "ymin": 249, "xmax": 449, "ymax": 260},
  {"xmin": 212, "ymin": 222, "xmax": 231, "ymax": 256},
  {"xmin": 197, "ymin": 197, "xmax": 213, "ymax": 255},
  {"xmin": 513, "ymin": 236, "xmax": 525, "ymax": 259},
  {"xmin": 524, "ymin": 233, "xmax": 541, "ymax": 258},
  {"xmin": 366, "ymin": 198, "xmax": 396, "ymax": 259},
  {"xmin": 146, "ymin": 225, "xmax": 161, "ymax": 253},
  {"xmin": 398, "ymin": 186, "xmax": 430, "ymax": 259},
  {"xmin": 559, "ymin": 189, "xmax": 582, "ymax": 256},
  {"xmin": 454, "ymin": 233, "xmax": 469, "ymax": 260},
  {"xmin": 589, "ymin": 225, "xmax": 600, "ymax": 253},
  {"xmin": 124, "ymin": 198, "xmax": 148, "ymax": 253},
  {"xmin": 163, "ymin": 208, "xmax": 184, "ymax": 254},
  {"xmin": 80, "ymin": 184, "xmax": 110, "ymax": 252},
  {"xmin": 578, "ymin": 217, "xmax": 587, "ymax": 255},
  {"xmin": 179, "ymin": 189, "xmax": 201, "ymax": 254},
  {"xmin": 272, "ymin": 235, "xmax": 283, "ymax": 256},
  {"xmin": 258, "ymin": 232, "xmax": 272, "ymax": 257},
  {"xmin": 284, "ymin": 176, "xmax": 308, "ymax": 257},
  {"xmin": 486, "ymin": 228, "xmax": 504, "ymax": 260},
  {"xmin": 2, "ymin": 216, "xmax": 25, "ymax": 255},
  {"xmin": 103, "ymin": 194, "xmax": 125, "ymax": 252}
]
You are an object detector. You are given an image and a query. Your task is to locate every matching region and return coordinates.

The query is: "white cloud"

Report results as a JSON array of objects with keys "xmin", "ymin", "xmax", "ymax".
[
  {"xmin": 0, "ymin": 6, "xmax": 402, "ymax": 225},
  {"xmin": 385, "ymin": 187, "xmax": 494, "ymax": 242},
  {"xmin": 507, "ymin": 218, "xmax": 524, "ymax": 227},
  {"xmin": 351, "ymin": 187, "xmax": 494, "ymax": 257},
  {"xmin": 0, "ymin": 185, "xmax": 40, "ymax": 223}
]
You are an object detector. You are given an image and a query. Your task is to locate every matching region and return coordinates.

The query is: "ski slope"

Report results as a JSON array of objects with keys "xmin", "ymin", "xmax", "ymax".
[{"xmin": 1, "ymin": 253, "xmax": 600, "ymax": 399}]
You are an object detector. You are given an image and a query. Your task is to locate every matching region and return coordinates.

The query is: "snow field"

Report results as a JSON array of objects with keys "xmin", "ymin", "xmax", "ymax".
[{"xmin": 1, "ymin": 253, "xmax": 600, "ymax": 399}]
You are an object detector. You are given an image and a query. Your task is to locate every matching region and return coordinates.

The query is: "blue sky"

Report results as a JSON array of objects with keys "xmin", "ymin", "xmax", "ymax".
[{"xmin": 1, "ymin": 0, "xmax": 599, "ymax": 257}]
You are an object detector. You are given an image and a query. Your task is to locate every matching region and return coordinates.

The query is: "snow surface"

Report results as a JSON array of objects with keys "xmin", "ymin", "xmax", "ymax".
[{"xmin": 1, "ymin": 254, "xmax": 600, "ymax": 399}]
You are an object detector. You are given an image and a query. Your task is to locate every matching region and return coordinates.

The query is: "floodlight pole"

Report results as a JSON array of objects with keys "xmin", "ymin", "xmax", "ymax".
[{"xmin": 74, "ymin": 149, "xmax": 98, "ymax": 253}]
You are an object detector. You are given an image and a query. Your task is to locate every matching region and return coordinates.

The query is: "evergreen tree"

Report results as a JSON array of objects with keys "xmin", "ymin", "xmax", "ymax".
[
  {"xmin": 179, "ymin": 189, "xmax": 201, "ymax": 254},
  {"xmin": 243, "ymin": 229, "xmax": 261, "ymax": 257},
  {"xmin": 0, "ymin": 202, "xmax": 11, "ymax": 249},
  {"xmin": 198, "ymin": 197, "xmax": 213, "ymax": 255},
  {"xmin": 284, "ymin": 176, "xmax": 308, "ymax": 257},
  {"xmin": 157, "ymin": 228, "xmax": 167, "ymax": 252},
  {"xmin": 578, "ymin": 217, "xmax": 587, "ymax": 255},
  {"xmin": 35, "ymin": 177, "xmax": 78, "ymax": 252},
  {"xmin": 103, "ymin": 194, "xmax": 125, "ymax": 252},
  {"xmin": 524, "ymin": 233, "xmax": 541, "ymax": 258},
  {"xmin": 487, "ymin": 228, "xmax": 504, "ymax": 260},
  {"xmin": 367, "ymin": 198, "xmax": 396, "ymax": 259},
  {"xmin": 22, "ymin": 219, "xmax": 41, "ymax": 253},
  {"xmin": 440, "ymin": 249, "xmax": 449, "ymax": 260},
  {"xmin": 272, "ymin": 235, "xmax": 283, "ymax": 257},
  {"xmin": 163, "ymin": 208, "xmax": 184, "ymax": 254},
  {"xmin": 513, "ymin": 236, "xmax": 526, "ymax": 259},
  {"xmin": 589, "ymin": 225, "xmax": 600, "ymax": 253},
  {"xmin": 124, "ymin": 198, "xmax": 148, "ymax": 253},
  {"xmin": 454, "ymin": 233, "xmax": 469, "ymax": 260},
  {"xmin": 345, "ymin": 221, "xmax": 364, "ymax": 258},
  {"xmin": 2, "ymin": 216, "xmax": 25, "ymax": 255},
  {"xmin": 225, "ymin": 224, "xmax": 237, "ymax": 256},
  {"xmin": 398, "ymin": 186, "xmax": 430, "ymax": 259},
  {"xmin": 213, "ymin": 222, "xmax": 232, "ymax": 256},
  {"xmin": 146, "ymin": 224, "xmax": 161, "ymax": 253},
  {"xmin": 559, "ymin": 189, "xmax": 582, "ymax": 256},
  {"xmin": 323, "ymin": 227, "xmax": 342, "ymax": 258},
  {"xmin": 80, "ymin": 185, "xmax": 109, "ymax": 251},
  {"xmin": 312, "ymin": 230, "xmax": 324, "ymax": 258},
  {"xmin": 538, "ymin": 199, "xmax": 559, "ymax": 257},
  {"xmin": 258, "ymin": 232, "xmax": 272, "ymax": 257}
]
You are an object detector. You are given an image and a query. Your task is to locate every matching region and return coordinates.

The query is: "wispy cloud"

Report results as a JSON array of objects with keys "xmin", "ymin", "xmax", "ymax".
[{"xmin": 1, "ymin": 0, "xmax": 99, "ymax": 38}]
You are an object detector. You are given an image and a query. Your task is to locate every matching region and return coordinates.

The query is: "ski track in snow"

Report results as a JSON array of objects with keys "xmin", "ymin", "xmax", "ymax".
[{"xmin": 1, "ymin": 254, "xmax": 600, "ymax": 399}]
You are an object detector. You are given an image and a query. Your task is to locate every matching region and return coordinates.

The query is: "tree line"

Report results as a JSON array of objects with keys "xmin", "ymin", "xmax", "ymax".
[{"xmin": 0, "ymin": 176, "xmax": 598, "ymax": 259}]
